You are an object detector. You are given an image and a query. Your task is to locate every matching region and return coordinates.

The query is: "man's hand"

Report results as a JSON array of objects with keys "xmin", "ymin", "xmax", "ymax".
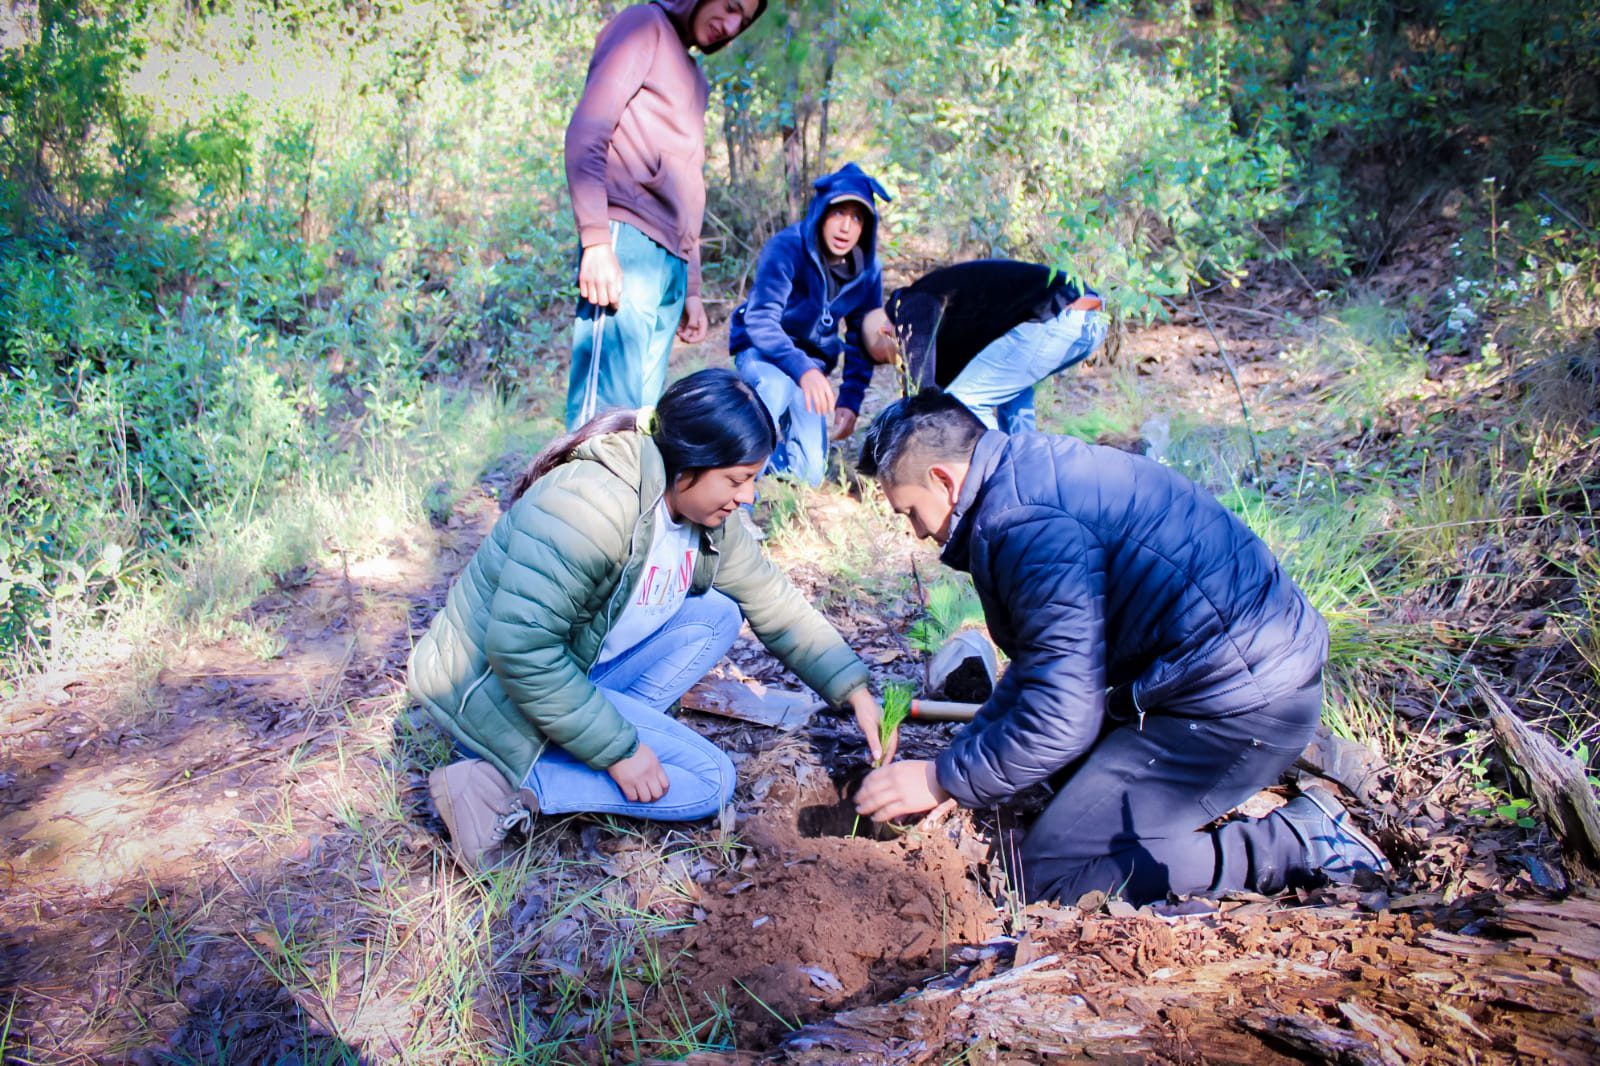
[
  {"xmin": 830, "ymin": 407, "xmax": 858, "ymax": 441},
  {"xmin": 607, "ymin": 743, "xmax": 669, "ymax": 803},
  {"xmin": 677, "ymin": 295, "xmax": 708, "ymax": 344},
  {"xmin": 579, "ymin": 243, "xmax": 623, "ymax": 309},
  {"xmin": 855, "ymin": 759, "xmax": 950, "ymax": 823},
  {"xmin": 1068, "ymin": 294, "xmax": 1103, "ymax": 311},
  {"xmin": 846, "ymin": 686, "xmax": 889, "ymax": 765},
  {"xmin": 799, "ymin": 368, "xmax": 835, "ymax": 416}
]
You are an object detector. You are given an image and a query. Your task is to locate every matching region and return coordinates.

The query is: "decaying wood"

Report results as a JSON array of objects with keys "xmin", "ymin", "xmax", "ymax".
[
  {"xmin": 772, "ymin": 895, "xmax": 1600, "ymax": 1064},
  {"xmin": 1475, "ymin": 671, "xmax": 1600, "ymax": 880},
  {"xmin": 1239, "ymin": 1011, "xmax": 1393, "ymax": 1066}
]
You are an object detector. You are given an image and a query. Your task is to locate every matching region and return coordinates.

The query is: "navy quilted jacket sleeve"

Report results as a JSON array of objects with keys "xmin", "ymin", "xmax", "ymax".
[{"xmin": 937, "ymin": 506, "xmax": 1109, "ymax": 807}]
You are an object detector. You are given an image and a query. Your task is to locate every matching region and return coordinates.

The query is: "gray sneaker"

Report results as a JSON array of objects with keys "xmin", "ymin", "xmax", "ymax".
[
  {"xmin": 1277, "ymin": 785, "xmax": 1391, "ymax": 883},
  {"xmin": 428, "ymin": 758, "xmax": 536, "ymax": 872}
]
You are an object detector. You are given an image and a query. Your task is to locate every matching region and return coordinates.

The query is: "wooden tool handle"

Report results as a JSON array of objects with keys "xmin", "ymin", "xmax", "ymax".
[{"xmin": 909, "ymin": 699, "xmax": 981, "ymax": 722}]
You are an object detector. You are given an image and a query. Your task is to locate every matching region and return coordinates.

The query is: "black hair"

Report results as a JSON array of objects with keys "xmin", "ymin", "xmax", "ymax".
[
  {"xmin": 511, "ymin": 368, "xmax": 776, "ymax": 502},
  {"xmin": 858, "ymin": 388, "xmax": 984, "ymax": 483}
]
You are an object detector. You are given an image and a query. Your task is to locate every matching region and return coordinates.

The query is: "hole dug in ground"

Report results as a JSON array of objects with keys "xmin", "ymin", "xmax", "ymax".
[
  {"xmin": 659, "ymin": 780, "xmax": 996, "ymax": 1046},
  {"xmin": 793, "ymin": 771, "xmax": 899, "ymax": 841}
]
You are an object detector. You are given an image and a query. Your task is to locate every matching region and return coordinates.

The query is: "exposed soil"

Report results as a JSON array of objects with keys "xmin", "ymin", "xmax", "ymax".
[
  {"xmin": 0, "ymin": 497, "xmax": 499, "ymax": 1062},
  {"xmin": 663, "ymin": 783, "xmax": 996, "ymax": 1046},
  {"xmin": 4, "ymin": 246, "xmax": 1600, "ymax": 1061},
  {"xmin": 935, "ymin": 657, "xmax": 994, "ymax": 703}
]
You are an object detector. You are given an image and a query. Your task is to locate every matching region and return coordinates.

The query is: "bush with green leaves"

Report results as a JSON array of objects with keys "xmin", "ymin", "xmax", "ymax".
[
  {"xmin": 708, "ymin": 1, "xmax": 1346, "ymax": 319},
  {"xmin": 0, "ymin": 1, "xmax": 599, "ymax": 662},
  {"xmin": 1214, "ymin": 0, "xmax": 1600, "ymax": 266}
]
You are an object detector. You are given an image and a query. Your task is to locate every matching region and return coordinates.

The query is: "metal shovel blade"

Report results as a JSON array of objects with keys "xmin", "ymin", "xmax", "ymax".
[{"xmin": 680, "ymin": 678, "xmax": 825, "ymax": 731}]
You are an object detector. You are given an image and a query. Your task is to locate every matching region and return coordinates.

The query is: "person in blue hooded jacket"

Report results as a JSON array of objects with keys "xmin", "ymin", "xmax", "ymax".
[
  {"xmin": 729, "ymin": 163, "xmax": 895, "ymax": 485},
  {"xmin": 852, "ymin": 390, "xmax": 1392, "ymax": 906}
]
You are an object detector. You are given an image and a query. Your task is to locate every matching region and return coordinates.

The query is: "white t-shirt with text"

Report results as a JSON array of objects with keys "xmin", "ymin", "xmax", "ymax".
[{"xmin": 595, "ymin": 497, "xmax": 699, "ymax": 664}]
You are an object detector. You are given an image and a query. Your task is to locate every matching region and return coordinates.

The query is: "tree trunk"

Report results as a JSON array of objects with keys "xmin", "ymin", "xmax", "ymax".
[{"xmin": 816, "ymin": 31, "xmax": 838, "ymax": 177}]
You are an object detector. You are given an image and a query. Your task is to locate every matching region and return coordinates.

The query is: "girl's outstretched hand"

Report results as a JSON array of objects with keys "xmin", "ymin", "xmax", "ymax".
[
  {"xmin": 608, "ymin": 743, "xmax": 670, "ymax": 803},
  {"xmin": 855, "ymin": 760, "xmax": 951, "ymax": 823},
  {"xmin": 847, "ymin": 686, "xmax": 889, "ymax": 764}
]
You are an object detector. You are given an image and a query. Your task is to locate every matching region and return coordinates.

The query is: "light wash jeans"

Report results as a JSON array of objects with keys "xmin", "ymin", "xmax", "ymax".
[
  {"xmin": 734, "ymin": 351, "xmax": 829, "ymax": 485},
  {"xmin": 947, "ymin": 306, "xmax": 1108, "ymax": 433},
  {"xmin": 566, "ymin": 221, "xmax": 687, "ymax": 430},
  {"xmin": 520, "ymin": 591, "xmax": 741, "ymax": 820}
]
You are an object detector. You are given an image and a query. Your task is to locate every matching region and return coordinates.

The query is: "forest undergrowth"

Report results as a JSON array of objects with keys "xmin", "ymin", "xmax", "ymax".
[{"xmin": 4, "ymin": 0, "xmax": 1600, "ymax": 1062}]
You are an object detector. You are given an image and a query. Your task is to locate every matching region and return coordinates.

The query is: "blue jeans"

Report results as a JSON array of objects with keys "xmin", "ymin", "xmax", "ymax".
[
  {"xmin": 735, "ymin": 351, "xmax": 829, "ymax": 485},
  {"xmin": 520, "ymin": 591, "xmax": 741, "ymax": 820},
  {"xmin": 566, "ymin": 221, "xmax": 688, "ymax": 429},
  {"xmin": 947, "ymin": 306, "xmax": 1108, "ymax": 433}
]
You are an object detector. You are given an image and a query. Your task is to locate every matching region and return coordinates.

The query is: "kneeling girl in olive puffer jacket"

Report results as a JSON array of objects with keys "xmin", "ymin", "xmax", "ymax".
[{"xmin": 411, "ymin": 368, "xmax": 885, "ymax": 869}]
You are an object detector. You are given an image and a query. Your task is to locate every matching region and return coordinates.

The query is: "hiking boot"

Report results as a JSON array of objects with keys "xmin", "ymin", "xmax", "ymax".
[
  {"xmin": 428, "ymin": 758, "xmax": 537, "ymax": 872},
  {"xmin": 1277, "ymin": 785, "xmax": 1391, "ymax": 883}
]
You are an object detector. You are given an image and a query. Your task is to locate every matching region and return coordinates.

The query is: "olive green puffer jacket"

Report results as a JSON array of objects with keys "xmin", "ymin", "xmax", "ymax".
[{"xmin": 408, "ymin": 430, "xmax": 869, "ymax": 786}]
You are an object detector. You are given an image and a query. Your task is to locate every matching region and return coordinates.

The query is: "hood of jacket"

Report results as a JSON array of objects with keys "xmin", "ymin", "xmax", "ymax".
[
  {"xmin": 802, "ymin": 162, "xmax": 890, "ymax": 269},
  {"xmin": 566, "ymin": 428, "xmax": 662, "ymax": 505},
  {"xmin": 655, "ymin": 0, "xmax": 769, "ymax": 55}
]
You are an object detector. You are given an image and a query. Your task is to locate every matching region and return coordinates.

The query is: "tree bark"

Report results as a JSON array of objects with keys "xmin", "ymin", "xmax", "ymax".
[{"xmin": 1475, "ymin": 670, "xmax": 1600, "ymax": 883}]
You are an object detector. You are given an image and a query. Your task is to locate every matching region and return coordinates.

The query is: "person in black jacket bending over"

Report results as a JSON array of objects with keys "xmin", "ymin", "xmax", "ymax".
[
  {"xmin": 853, "ymin": 391, "xmax": 1389, "ymax": 905},
  {"xmin": 865, "ymin": 259, "xmax": 1106, "ymax": 433}
]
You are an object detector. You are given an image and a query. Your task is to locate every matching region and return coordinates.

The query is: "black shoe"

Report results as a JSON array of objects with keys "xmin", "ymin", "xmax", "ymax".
[{"xmin": 1277, "ymin": 786, "xmax": 1391, "ymax": 882}]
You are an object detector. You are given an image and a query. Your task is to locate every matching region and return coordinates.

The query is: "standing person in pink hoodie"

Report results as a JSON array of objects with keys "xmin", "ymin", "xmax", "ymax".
[{"xmin": 564, "ymin": 0, "xmax": 767, "ymax": 429}]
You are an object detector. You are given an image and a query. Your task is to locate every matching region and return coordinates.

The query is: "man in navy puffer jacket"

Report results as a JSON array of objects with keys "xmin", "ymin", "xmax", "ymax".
[
  {"xmin": 854, "ymin": 391, "xmax": 1389, "ymax": 905},
  {"xmin": 729, "ymin": 163, "xmax": 894, "ymax": 484}
]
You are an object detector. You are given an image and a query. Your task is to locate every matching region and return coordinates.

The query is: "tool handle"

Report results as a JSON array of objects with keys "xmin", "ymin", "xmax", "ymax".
[{"xmin": 908, "ymin": 699, "xmax": 981, "ymax": 722}]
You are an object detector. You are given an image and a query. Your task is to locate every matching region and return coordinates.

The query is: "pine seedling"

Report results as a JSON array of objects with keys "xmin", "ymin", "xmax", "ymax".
[
  {"xmin": 907, "ymin": 581, "xmax": 985, "ymax": 653},
  {"xmin": 878, "ymin": 681, "xmax": 913, "ymax": 766},
  {"xmin": 853, "ymin": 682, "xmax": 915, "ymax": 838}
]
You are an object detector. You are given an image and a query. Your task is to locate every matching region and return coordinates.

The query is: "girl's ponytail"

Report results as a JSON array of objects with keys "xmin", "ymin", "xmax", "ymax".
[
  {"xmin": 509, "ymin": 409, "xmax": 637, "ymax": 504},
  {"xmin": 508, "ymin": 369, "xmax": 775, "ymax": 506}
]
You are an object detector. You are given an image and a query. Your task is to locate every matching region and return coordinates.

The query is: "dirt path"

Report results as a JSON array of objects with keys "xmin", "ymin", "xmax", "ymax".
[{"xmin": 0, "ymin": 493, "xmax": 500, "ymax": 1061}]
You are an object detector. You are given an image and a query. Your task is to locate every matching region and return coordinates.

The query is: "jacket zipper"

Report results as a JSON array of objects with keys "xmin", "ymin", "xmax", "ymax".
[
  {"xmin": 600, "ymin": 490, "xmax": 662, "ymax": 641},
  {"xmin": 808, "ymin": 242, "xmax": 870, "ymax": 335},
  {"xmin": 456, "ymin": 668, "xmax": 492, "ymax": 720}
]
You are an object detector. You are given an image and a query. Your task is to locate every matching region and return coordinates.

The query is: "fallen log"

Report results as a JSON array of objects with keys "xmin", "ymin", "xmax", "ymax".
[{"xmin": 1474, "ymin": 670, "xmax": 1600, "ymax": 883}]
